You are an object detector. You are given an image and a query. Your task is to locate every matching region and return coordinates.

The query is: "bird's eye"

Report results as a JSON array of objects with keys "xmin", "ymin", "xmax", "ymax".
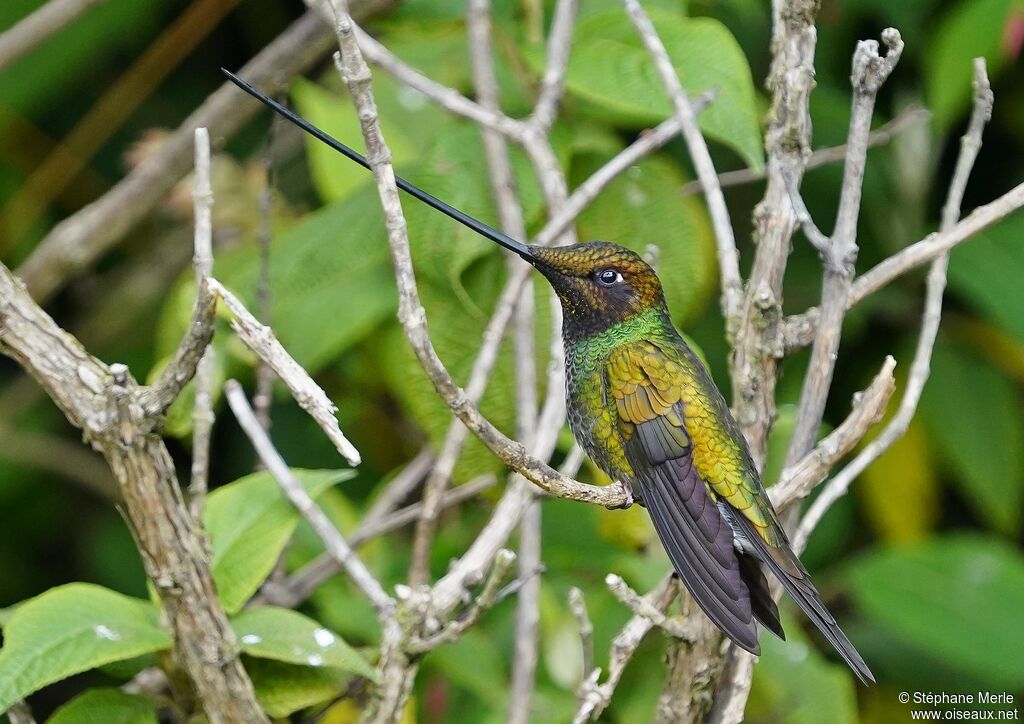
[{"xmin": 597, "ymin": 269, "xmax": 622, "ymax": 286}]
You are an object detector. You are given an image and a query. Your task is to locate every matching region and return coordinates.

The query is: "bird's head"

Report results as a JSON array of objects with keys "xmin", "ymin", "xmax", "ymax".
[{"xmin": 512, "ymin": 241, "xmax": 666, "ymax": 337}]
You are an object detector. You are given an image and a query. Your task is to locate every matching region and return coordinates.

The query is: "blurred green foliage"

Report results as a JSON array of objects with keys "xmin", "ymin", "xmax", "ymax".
[{"xmin": 2, "ymin": 0, "xmax": 1024, "ymax": 721}]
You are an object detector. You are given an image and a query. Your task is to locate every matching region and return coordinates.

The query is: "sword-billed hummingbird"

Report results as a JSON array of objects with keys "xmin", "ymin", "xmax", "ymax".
[{"xmin": 224, "ymin": 70, "xmax": 873, "ymax": 685}]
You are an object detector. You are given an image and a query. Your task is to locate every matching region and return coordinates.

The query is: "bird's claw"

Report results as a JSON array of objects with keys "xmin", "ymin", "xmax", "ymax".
[{"xmin": 606, "ymin": 480, "xmax": 640, "ymax": 510}]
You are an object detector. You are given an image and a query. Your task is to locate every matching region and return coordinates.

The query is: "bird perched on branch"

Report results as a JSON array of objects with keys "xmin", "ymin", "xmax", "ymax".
[{"xmin": 224, "ymin": 70, "xmax": 873, "ymax": 685}]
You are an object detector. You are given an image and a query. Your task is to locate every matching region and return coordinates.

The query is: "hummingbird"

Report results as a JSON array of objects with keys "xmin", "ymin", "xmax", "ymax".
[{"xmin": 224, "ymin": 70, "xmax": 874, "ymax": 684}]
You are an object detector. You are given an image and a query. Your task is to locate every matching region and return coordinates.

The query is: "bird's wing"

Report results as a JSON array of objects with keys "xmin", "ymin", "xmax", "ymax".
[{"xmin": 605, "ymin": 341, "xmax": 761, "ymax": 653}]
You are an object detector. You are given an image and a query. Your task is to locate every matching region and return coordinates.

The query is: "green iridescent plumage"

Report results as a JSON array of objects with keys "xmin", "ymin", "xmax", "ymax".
[{"xmin": 531, "ymin": 241, "xmax": 873, "ymax": 684}]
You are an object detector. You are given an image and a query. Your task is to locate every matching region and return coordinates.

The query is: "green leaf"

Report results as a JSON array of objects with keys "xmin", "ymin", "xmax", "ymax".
[
  {"xmin": 543, "ymin": 8, "xmax": 763, "ymax": 169},
  {"xmin": 571, "ymin": 152, "xmax": 717, "ymax": 323},
  {"xmin": 204, "ymin": 469, "xmax": 356, "ymax": 613},
  {"xmin": 748, "ymin": 612, "xmax": 859, "ymax": 724},
  {"xmin": 918, "ymin": 341, "xmax": 1024, "ymax": 535},
  {"xmin": 843, "ymin": 534, "xmax": 1024, "ymax": 688},
  {"xmin": 231, "ymin": 607, "xmax": 376, "ymax": 679},
  {"xmin": 246, "ymin": 658, "xmax": 349, "ymax": 718},
  {"xmin": 0, "ymin": 584, "xmax": 169, "ymax": 712},
  {"xmin": 47, "ymin": 688, "xmax": 158, "ymax": 724},
  {"xmin": 214, "ymin": 183, "xmax": 398, "ymax": 371},
  {"xmin": 291, "ymin": 78, "xmax": 422, "ymax": 203},
  {"xmin": 947, "ymin": 210, "xmax": 1024, "ymax": 345},
  {"xmin": 926, "ymin": 0, "xmax": 1022, "ymax": 131}
]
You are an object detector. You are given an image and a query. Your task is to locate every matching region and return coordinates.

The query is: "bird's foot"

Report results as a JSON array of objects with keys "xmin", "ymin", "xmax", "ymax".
[{"xmin": 606, "ymin": 480, "xmax": 640, "ymax": 510}]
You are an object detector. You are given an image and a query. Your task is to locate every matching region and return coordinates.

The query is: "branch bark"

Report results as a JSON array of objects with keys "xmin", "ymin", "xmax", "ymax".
[{"xmin": 0, "ymin": 267, "xmax": 265, "ymax": 724}]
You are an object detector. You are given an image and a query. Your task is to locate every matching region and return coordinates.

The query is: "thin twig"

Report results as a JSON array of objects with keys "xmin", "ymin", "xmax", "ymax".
[
  {"xmin": 573, "ymin": 574, "xmax": 677, "ymax": 722},
  {"xmin": 568, "ymin": 587, "xmax": 594, "ymax": 679},
  {"xmin": 406, "ymin": 0, "xmax": 535, "ymax": 589},
  {"xmin": 768, "ymin": 355, "xmax": 896, "ymax": 509},
  {"xmin": 224, "ymin": 380, "xmax": 392, "ymax": 614},
  {"xmin": 210, "ymin": 280, "xmax": 361, "ymax": 466},
  {"xmin": 529, "ymin": 0, "xmax": 580, "ymax": 132},
  {"xmin": 621, "ymin": 0, "xmax": 742, "ymax": 321},
  {"xmin": 3, "ymin": 700, "xmax": 36, "ymax": 724},
  {"xmin": 407, "ymin": 550, "xmax": 516, "ymax": 654},
  {"xmin": 794, "ymin": 59, "xmax": 994, "ymax": 552},
  {"xmin": 606, "ymin": 574, "xmax": 693, "ymax": 641},
  {"xmin": 784, "ymin": 29, "xmax": 903, "ymax": 466},
  {"xmin": 253, "ymin": 126, "xmax": 279, "ymax": 432},
  {"xmin": 679, "ymin": 107, "xmax": 929, "ymax": 197},
  {"xmin": 0, "ymin": 0, "xmax": 107, "ymax": 74},
  {"xmin": 187, "ymin": 128, "xmax": 216, "ymax": 520},
  {"xmin": 363, "ymin": 447, "xmax": 434, "ymax": 527},
  {"xmin": 255, "ymin": 471, "xmax": 494, "ymax": 609},
  {"xmin": 783, "ymin": 180, "xmax": 1024, "ymax": 348}
]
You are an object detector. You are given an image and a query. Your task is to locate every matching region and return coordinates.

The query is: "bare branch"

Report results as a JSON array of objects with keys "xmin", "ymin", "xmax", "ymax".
[
  {"xmin": 3, "ymin": 700, "xmax": 36, "ymax": 724},
  {"xmin": 224, "ymin": 380, "xmax": 391, "ymax": 614},
  {"xmin": 568, "ymin": 587, "xmax": 595, "ymax": 679},
  {"xmin": 256, "ymin": 472, "xmax": 494, "ymax": 609},
  {"xmin": 606, "ymin": 574, "xmax": 693, "ymax": 640},
  {"xmin": 727, "ymin": 0, "xmax": 819, "ymax": 468},
  {"xmin": 352, "ymin": 23, "xmax": 528, "ymax": 140},
  {"xmin": 784, "ymin": 28, "xmax": 903, "ymax": 465},
  {"xmin": 0, "ymin": 0, "xmax": 106, "ymax": 74},
  {"xmin": 406, "ymin": 0, "xmax": 534, "ymax": 589},
  {"xmin": 327, "ymin": 14, "xmax": 627, "ymax": 509},
  {"xmin": 769, "ymin": 355, "xmax": 896, "ymax": 508},
  {"xmin": 407, "ymin": 549, "xmax": 516, "ymax": 654},
  {"xmin": 363, "ymin": 447, "xmax": 434, "ymax": 526},
  {"xmin": 785, "ymin": 178, "xmax": 831, "ymax": 253},
  {"xmin": 680, "ymin": 106, "xmax": 930, "ymax": 197},
  {"xmin": 210, "ymin": 280, "xmax": 361, "ymax": 466},
  {"xmin": 784, "ymin": 180, "xmax": 1024, "ymax": 349},
  {"xmin": 0, "ymin": 269, "xmax": 266, "ymax": 723},
  {"xmin": 529, "ymin": 0, "xmax": 580, "ymax": 132},
  {"xmin": 573, "ymin": 574, "xmax": 678, "ymax": 722},
  {"xmin": 186, "ymin": 128, "xmax": 216, "ymax": 518},
  {"xmin": 621, "ymin": 0, "xmax": 742, "ymax": 321},
  {"xmin": 794, "ymin": 58, "xmax": 994, "ymax": 553}
]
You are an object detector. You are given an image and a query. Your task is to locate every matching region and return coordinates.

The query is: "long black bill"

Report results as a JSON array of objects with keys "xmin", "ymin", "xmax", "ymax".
[{"xmin": 221, "ymin": 68, "xmax": 537, "ymax": 262}]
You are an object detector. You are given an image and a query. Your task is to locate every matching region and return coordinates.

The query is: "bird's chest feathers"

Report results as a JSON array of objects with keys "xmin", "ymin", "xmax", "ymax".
[{"xmin": 565, "ymin": 331, "xmax": 640, "ymax": 479}]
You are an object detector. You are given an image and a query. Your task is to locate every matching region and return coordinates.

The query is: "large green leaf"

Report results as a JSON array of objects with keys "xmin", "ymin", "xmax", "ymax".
[
  {"xmin": 747, "ymin": 612, "xmax": 858, "ymax": 724},
  {"xmin": 0, "ymin": 584, "xmax": 169, "ymax": 712},
  {"xmin": 47, "ymin": 688, "xmax": 158, "ymax": 724},
  {"xmin": 204, "ymin": 469, "xmax": 355, "ymax": 613},
  {"xmin": 539, "ymin": 7, "xmax": 763, "ymax": 169},
  {"xmin": 379, "ymin": 254, "xmax": 555, "ymax": 482},
  {"xmin": 571, "ymin": 152, "xmax": 717, "ymax": 324},
  {"xmin": 947, "ymin": 210, "xmax": 1024, "ymax": 345},
  {"xmin": 291, "ymin": 77, "xmax": 423, "ymax": 204},
  {"xmin": 214, "ymin": 183, "xmax": 398, "ymax": 372},
  {"xmin": 843, "ymin": 534, "xmax": 1024, "ymax": 688},
  {"xmin": 231, "ymin": 607, "xmax": 376, "ymax": 679},
  {"xmin": 246, "ymin": 658, "xmax": 350, "ymax": 718},
  {"xmin": 926, "ymin": 0, "xmax": 1022, "ymax": 131},
  {"xmin": 918, "ymin": 341, "xmax": 1024, "ymax": 535}
]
